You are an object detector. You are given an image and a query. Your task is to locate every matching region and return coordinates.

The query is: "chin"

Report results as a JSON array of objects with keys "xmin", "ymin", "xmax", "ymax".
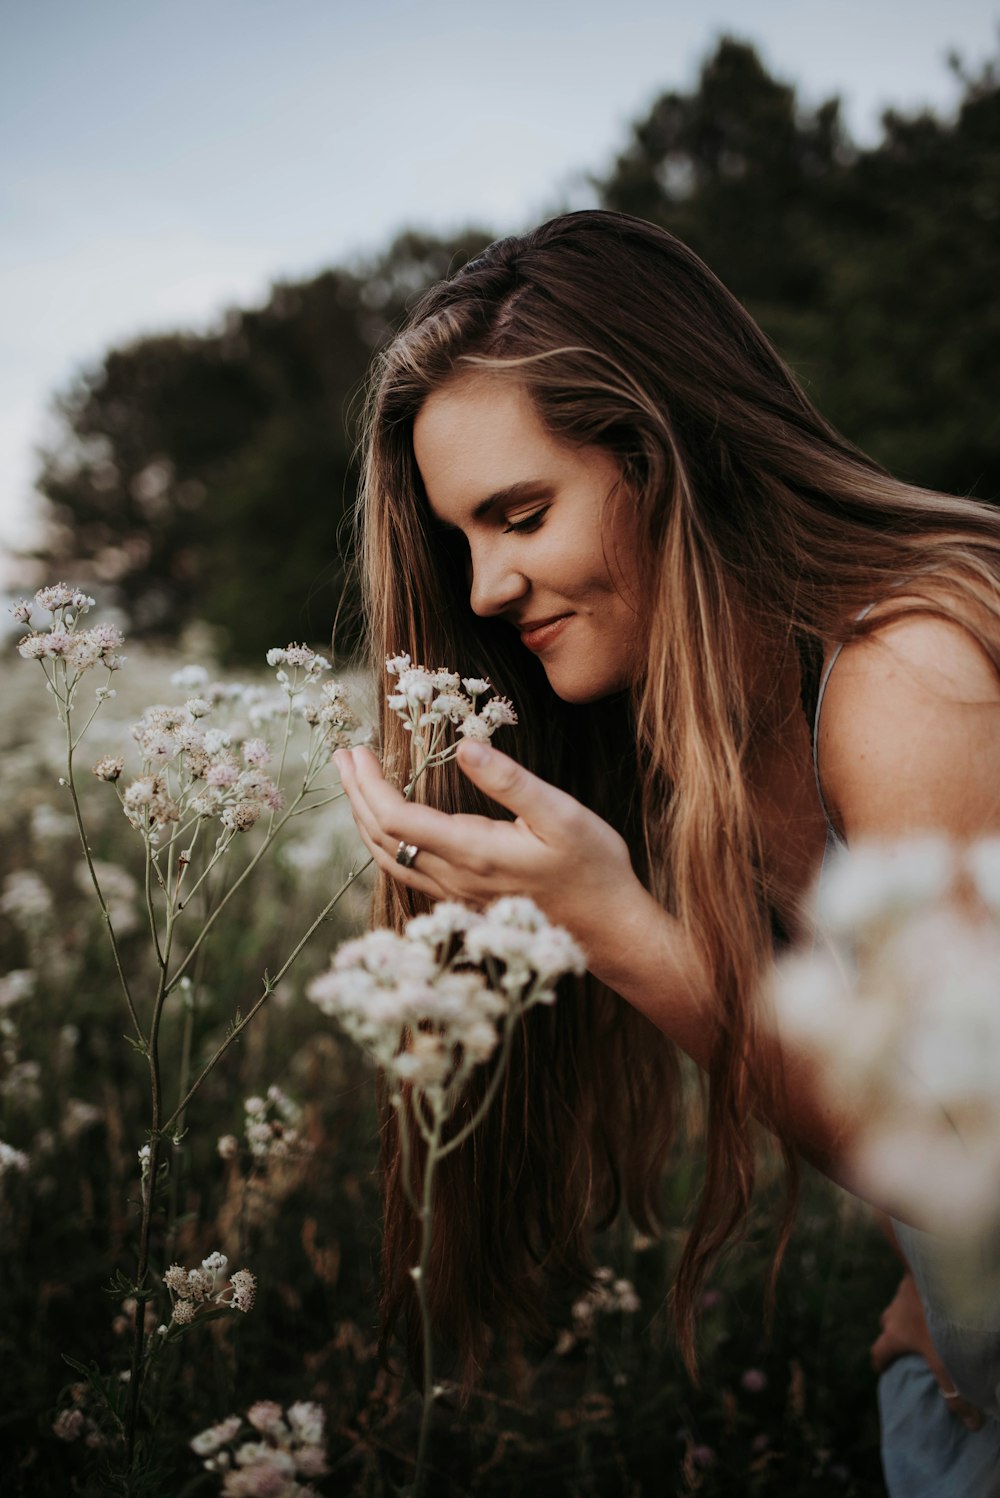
[{"xmin": 545, "ymin": 668, "xmax": 627, "ymax": 705}]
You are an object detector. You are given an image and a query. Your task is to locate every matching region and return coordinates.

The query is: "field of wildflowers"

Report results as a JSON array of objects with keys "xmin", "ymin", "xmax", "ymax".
[{"xmin": 0, "ymin": 597, "xmax": 904, "ymax": 1497}]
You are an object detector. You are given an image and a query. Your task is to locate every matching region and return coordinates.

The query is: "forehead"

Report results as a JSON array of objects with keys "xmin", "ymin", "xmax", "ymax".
[{"xmin": 412, "ymin": 374, "xmax": 569, "ymax": 520}]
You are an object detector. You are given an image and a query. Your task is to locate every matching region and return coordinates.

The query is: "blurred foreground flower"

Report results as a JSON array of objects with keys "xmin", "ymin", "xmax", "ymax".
[
  {"xmin": 770, "ymin": 835, "xmax": 1000, "ymax": 1233},
  {"xmin": 190, "ymin": 1397, "xmax": 328, "ymax": 1495}
]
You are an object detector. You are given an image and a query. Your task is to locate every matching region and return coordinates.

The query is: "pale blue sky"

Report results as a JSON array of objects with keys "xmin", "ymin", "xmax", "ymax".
[{"xmin": 2, "ymin": 0, "xmax": 998, "ymax": 570}]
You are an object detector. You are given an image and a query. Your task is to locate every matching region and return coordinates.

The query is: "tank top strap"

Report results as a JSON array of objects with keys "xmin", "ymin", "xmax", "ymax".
[{"xmin": 811, "ymin": 603, "xmax": 878, "ymax": 847}]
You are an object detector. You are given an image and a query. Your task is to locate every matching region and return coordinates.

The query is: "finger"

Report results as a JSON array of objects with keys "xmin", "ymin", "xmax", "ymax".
[
  {"xmin": 455, "ymin": 740, "xmax": 578, "ymax": 838},
  {"xmin": 938, "ymin": 1390, "xmax": 983, "ymax": 1431},
  {"xmin": 365, "ymin": 832, "xmax": 445, "ymax": 901},
  {"xmin": 870, "ymin": 1331, "xmax": 895, "ymax": 1373},
  {"xmin": 336, "ymin": 750, "xmax": 395, "ymax": 853},
  {"xmin": 348, "ymin": 746, "xmax": 526, "ymax": 867}
]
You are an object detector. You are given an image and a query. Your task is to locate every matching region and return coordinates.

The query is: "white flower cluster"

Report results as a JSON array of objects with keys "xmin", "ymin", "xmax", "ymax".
[
  {"xmin": 100, "ymin": 652, "xmax": 358, "ymax": 846},
  {"xmin": 52, "ymin": 1380, "xmax": 107, "ymax": 1448},
  {"xmin": 572, "ymin": 1267, "xmax": 641, "ymax": 1335},
  {"xmin": 385, "ymin": 653, "xmax": 517, "ymax": 787},
  {"xmin": 14, "ymin": 585, "xmax": 125, "ymax": 675},
  {"xmin": 0, "ymin": 870, "xmax": 53, "ymax": 927},
  {"xmin": 242, "ymin": 1085, "xmax": 307, "ymax": 1164},
  {"xmin": 190, "ymin": 1399, "xmax": 327, "ymax": 1495},
  {"xmin": 0, "ymin": 970, "xmax": 33, "ymax": 1012},
  {"xmin": 307, "ymin": 896, "xmax": 586, "ymax": 1097},
  {"xmin": 771, "ymin": 835, "xmax": 1000, "ymax": 1231},
  {"xmin": 163, "ymin": 1251, "xmax": 257, "ymax": 1325},
  {"xmin": 120, "ymin": 701, "xmax": 285, "ymax": 837},
  {"xmin": 0, "ymin": 1139, "xmax": 30, "ymax": 1179}
]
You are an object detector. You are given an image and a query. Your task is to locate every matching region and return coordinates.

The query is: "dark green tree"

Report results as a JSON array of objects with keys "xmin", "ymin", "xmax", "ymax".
[
  {"xmin": 595, "ymin": 38, "xmax": 1000, "ymax": 501},
  {"xmin": 33, "ymin": 228, "xmax": 494, "ymax": 661}
]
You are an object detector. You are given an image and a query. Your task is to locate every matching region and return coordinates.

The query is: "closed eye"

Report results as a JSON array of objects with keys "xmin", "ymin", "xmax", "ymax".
[{"xmin": 502, "ymin": 506, "xmax": 549, "ymax": 535}]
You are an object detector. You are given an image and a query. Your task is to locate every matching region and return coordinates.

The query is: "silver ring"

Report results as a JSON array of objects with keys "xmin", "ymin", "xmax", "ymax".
[
  {"xmin": 395, "ymin": 840, "xmax": 419, "ymax": 869},
  {"xmin": 940, "ymin": 1387, "xmax": 961, "ymax": 1401}
]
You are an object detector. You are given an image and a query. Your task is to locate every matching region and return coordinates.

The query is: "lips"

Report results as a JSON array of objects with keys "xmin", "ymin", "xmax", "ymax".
[{"xmin": 518, "ymin": 613, "xmax": 573, "ymax": 652}]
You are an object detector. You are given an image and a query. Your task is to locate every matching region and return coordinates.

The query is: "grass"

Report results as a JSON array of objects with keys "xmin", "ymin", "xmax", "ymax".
[{"xmin": 0, "ymin": 648, "xmax": 897, "ymax": 1496}]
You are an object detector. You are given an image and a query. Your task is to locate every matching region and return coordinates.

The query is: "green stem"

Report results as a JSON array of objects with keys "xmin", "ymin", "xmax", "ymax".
[
  {"xmin": 165, "ymin": 786, "xmax": 312, "ymax": 989},
  {"xmin": 62, "ymin": 691, "xmax": 145, "ymax": 1046},
  {"xmin": 411, "ymin": 1108, "xmax": 441, "ymax": 1498},
  {"xmin": 435, "ymin": 1012, "xmax": 521, "ymax": 1160},
  {"xmin": 159, "ymin": 857, "xmax": 372, "ymax": 1137}
]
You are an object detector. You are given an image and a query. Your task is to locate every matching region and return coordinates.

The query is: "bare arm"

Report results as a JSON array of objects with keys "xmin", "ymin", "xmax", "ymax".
[{"xmin": 334, "ymin": 613, "xmax": 1000, "ymax": 1205}]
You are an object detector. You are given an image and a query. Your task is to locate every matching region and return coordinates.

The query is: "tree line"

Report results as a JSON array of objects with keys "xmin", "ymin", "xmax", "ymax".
[{"xmin": 32, "ymin": 38, "xmax": 1000, "ymax": 660}]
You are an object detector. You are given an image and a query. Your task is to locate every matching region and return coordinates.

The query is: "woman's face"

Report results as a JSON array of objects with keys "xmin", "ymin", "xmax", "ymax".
[{"xmin": 412, "ymin": 374, "xmax": 643, "ymax": 704}]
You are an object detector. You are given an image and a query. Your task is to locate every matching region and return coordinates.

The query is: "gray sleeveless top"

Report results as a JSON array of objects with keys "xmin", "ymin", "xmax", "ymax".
[{"xmin": 810, "ymin": 604, "xmax": 877, "ymax": 851}]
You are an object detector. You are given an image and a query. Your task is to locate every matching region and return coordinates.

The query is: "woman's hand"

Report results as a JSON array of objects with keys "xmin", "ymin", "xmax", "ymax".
[
  {"xmin": 333, "ymin": 740, "xmax": 641, "ymax": 949},
  {"xmin": 871, "ymin": 1272, "xmax": 983, "ymax": 1432}
]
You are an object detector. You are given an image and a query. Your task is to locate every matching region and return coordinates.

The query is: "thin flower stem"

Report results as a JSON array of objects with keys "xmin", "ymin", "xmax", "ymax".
[
  {"xmin": 125, "ymin": 894, "xmax": 182, "ymax": 1469},
  {"xmin": 287, "ymin": 789, "xmax": 346, "ymax": 816},
  {"xmin": 70, "ymin": 677, "xmax": 113, "ymax": 750},
  {"xmin": 436, "ymin": 1012, "xmax": 521, "ymax": 1160},
  {"xmin": 143, "ymin": 832, "xmax": 165, "ymax": 970},
  {"xmin": 159, "ymin": 857, "xmax": 372, "ymax": 1136},
  {"xmin": 164, "ymin": 973, "xmax": 198, "ymax": 1265},
  {"xmin": 170, "ymin": 830, "xmax": 234, "ymax": 914},
  {"xmin": 166, "ymin": 784, "xmax": 313, "ymax": 985},
  {"xmin": 267, "ymin": 696, "xmax": 296, "ymax": 839},
  {"xmin": 412, "ymin": 1111, "xmax": 442, "ymax": 1498},
  {"xmin": 62, "ymin": 703, "xmax": 145, "ymax": 1046}
]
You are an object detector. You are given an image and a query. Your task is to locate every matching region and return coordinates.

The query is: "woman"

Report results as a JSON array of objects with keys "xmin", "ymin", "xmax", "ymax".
[{"xmin": 334, "ymin": 210, "xmax": 1000, "ymax": 1491}]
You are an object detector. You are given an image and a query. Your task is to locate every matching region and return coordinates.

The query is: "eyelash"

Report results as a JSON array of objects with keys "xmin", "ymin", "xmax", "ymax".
[{"xmin": 502, "ymin": 507, "xmax": 549, "ymax": 535}]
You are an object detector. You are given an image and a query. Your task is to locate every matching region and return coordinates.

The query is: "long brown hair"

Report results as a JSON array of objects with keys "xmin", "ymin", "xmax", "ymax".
[{"xmin": 355, "ymin": 209, "xmax": 1000, "ymax": 1381}]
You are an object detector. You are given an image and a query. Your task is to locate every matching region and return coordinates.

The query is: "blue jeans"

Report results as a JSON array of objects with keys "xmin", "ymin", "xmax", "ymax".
[
  {"xmin": 879, "ymin": 1220, "xmax": 1000, "ymax": 1496},
  {"xmin": 879, "ymin": 1357, "xmax": 1000, "ymax": 1495}
]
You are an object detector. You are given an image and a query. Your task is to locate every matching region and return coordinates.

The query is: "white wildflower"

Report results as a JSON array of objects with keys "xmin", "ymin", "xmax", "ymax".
[
  {"xmin": 35, "ymin": 583, "xmax": 77, "ymax": 612},
  {"xmin": 967, "ymin": 837, "xmax": 1000, "ymax": 912},
  {"xmin": 405, "ymin": 902, "xmax": 478, "ymax": 945},
  {"xmin": 813, "ymin": 835, "xmax": 956, "ymax": 935},
  {"xmin": 171, "ymin": 664, "xmax": 210, "ymax": 690},
  {"xmin": 61, "ymin": 1099, "xmax": 102, "ymax": 1142},
  {"xmin": 218, "ymin": 1134, "xmax": 240, "ymax": 1160},
  {"xmin": 221, "ymin": 800, "xmax": 263, "ymax": 833},
  {"xmin": 0, "ymin": 870, "xmax": 53, "ymax": 924},
  {"xmin": 286, "ymin": 1401, "xmax": 324, "ymax": 1446},
  {"xmin": 480, "ymin": 695, "xmax": 518, "ymax": 728},
  {"xmin": 0, "ymin": 970, "xmax": 34, "ymax": 1011},
  {"xmin": 53, "ymin": 1408, "xmax": 85, "ymax": 1441},
  {"xmin": 228, "ymin": 1269, "xmax": 257, "ymax": 1312},
  {"xmin": 0, "ymin": 1140, "xmax": 30, "ymax": 1177},
  {"xmin": 247, "ymin": 1400, "xmax": 288, "ymax": 1438},
  {"xmin": 92, "ymin": 754, "xmax": 125, "ymax": 782},
  {"xmin": 191, "ymin": 1414, "xmax": 243, "ymax": 1456},
  {"xmin": 458, "ymin": 713, "xmax": 492, "ymax": 741},
  {"xmin": 772, "ymin": 835, "xmax": 1000, "ymax": 1239}
]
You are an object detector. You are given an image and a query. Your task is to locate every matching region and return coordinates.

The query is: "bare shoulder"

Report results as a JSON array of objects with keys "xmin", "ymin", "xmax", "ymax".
[{"xmin": 818, "ymin": 599, "xmax": 1000, "ymax": 841}]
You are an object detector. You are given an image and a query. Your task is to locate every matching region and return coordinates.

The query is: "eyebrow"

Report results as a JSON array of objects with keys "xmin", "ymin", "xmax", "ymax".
[{"xmin": 434, "ymin": 480, "xmax": 552, "ymax": 532}]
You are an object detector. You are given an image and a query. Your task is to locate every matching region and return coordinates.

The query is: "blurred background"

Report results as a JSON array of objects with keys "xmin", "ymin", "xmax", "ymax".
[{"xmin": 3, "ymin": 0, "xmax": 999, "ymax": 659}]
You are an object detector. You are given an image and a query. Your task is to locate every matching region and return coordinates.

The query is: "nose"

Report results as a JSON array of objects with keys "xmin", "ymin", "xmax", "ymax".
[{"xmin": 468, "ymin": 540, "xmax": 529, "ymax": 619}]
